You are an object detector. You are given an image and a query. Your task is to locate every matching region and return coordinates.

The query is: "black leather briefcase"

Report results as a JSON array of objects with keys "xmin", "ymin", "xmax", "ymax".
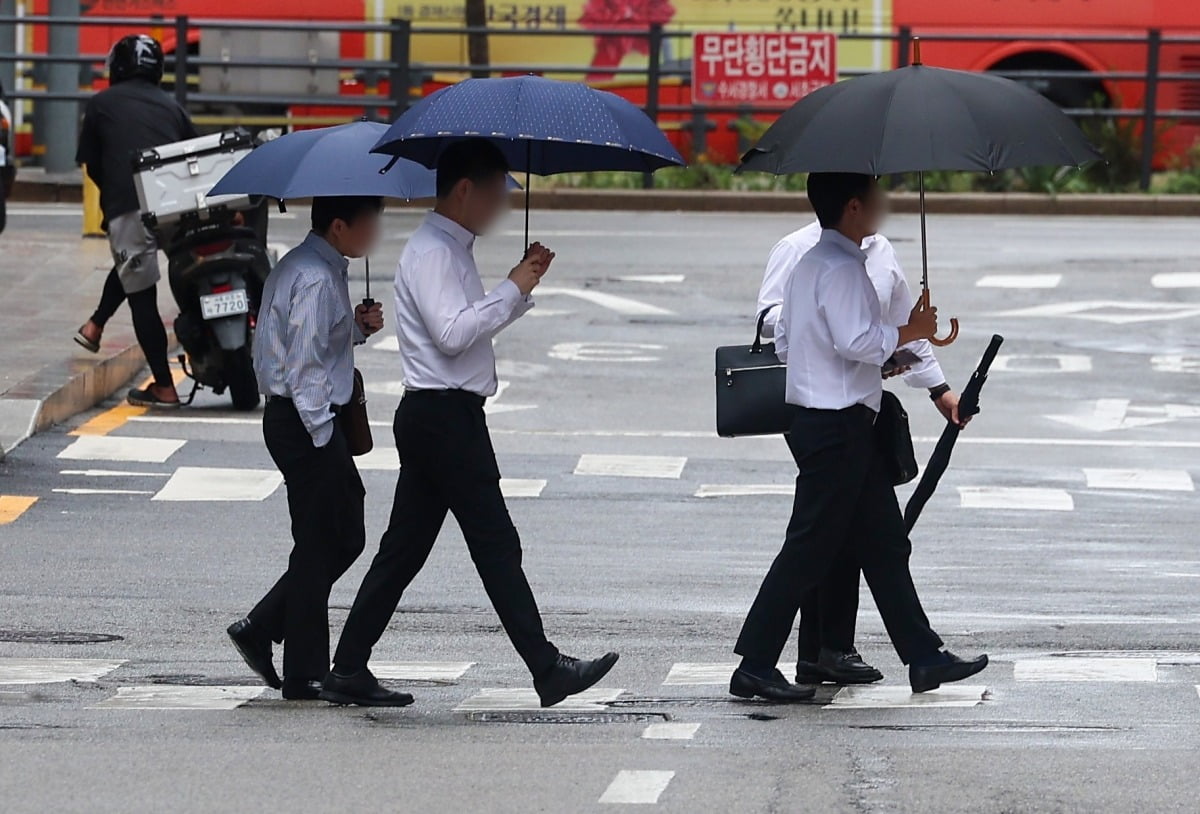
[
  {"xmin": 876, "ymin": 390, "xmax": 918, "ymax": 485},
  {"xmin": 715, "ymin": 310, "xmax": 792, "ymax": 437}
]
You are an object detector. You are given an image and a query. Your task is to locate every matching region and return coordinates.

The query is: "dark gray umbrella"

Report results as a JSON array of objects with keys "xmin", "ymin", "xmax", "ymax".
[{"xmin": 740, "ymin": 40, "xmax": 1101, "ymax": 345}]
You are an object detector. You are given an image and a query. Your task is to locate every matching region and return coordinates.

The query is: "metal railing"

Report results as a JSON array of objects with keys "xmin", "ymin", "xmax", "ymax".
[{"xmin": 1, "ymin": 15, "xmax": 1198, "ymax": 189}]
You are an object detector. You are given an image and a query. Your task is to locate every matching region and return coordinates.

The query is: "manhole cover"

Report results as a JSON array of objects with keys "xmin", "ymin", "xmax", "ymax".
[
  {"xmin": 852, "ymin": 723, "xmax": 1125, "ymax": 734},
  {"xmin": 464, "ymin": 711, "xmax": 668, "ymax": 724},
  {"xmin": 0, "ymin": 630, "xmax": 123, "ymax": 644}
]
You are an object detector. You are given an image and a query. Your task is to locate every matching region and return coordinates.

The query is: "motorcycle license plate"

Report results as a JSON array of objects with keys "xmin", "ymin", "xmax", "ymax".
[{"xmin": 199, "ymin": 289, "xmax": 249, "ymax": 319}]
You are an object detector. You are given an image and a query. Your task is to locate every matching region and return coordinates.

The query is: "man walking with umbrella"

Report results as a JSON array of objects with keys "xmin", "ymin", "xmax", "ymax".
[
  {"xmin": 226, "ymin": 196, "xmax": 385, "ymax": 701},
  {"xmin": 756, "ymin": 220, "xmax": 969, "ymax": 686},
  {"xmin": 321, "ymin": 139, "xmax": 618, "ymax": 708},
  {"xmin": 730, "ymin": 173, "xmax": 987, "ymax": 702}
]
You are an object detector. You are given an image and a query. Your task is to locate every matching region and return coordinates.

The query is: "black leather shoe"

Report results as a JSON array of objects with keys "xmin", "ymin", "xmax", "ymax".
[
  {"xmin": 910, "ymin": 651, "xmax": 989, "ymax": 693},
  {"xmin": 534, "ymin": 652, "xmax": 619, "ymax": 708},
  {"xmin": 319, "ymin": 669, "xmax": 414, "ymax": 707},
  {"xmin": 281, "ymin": 679, "xmax": 323, "ymax": 701},
  {"xmin": 816, "ymin": 648, "xmax": 884, "ymax": 685},
  {"xmin": 729, "ymin": 668, "xmax": 815, "ymax": 703},
  {"xmin": 227, "ymin": 617, "xmax": 282, "ymax": 690},
  {"xmin": 794, "ymin": 659, "xmax": 826, "ymax": 684}
]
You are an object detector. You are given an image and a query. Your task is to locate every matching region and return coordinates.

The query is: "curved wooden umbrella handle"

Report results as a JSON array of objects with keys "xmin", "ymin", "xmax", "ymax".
[{"xmin": 930, "ymin": 317, "xmax": 959, "ymax": 347}]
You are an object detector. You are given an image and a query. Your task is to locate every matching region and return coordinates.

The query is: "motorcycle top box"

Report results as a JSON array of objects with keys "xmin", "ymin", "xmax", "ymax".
[{"xmin": 133, "ymin": 129, "xmax": 255, "ymax": 229}]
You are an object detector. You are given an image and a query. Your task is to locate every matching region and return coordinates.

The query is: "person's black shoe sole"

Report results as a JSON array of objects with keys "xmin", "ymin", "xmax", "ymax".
[{"xmin": 318, "ymin": 689, "xmax": 414, "ymax": 707}]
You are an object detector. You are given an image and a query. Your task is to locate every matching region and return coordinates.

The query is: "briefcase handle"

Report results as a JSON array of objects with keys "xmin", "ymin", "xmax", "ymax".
[{"xmin": 751, "ymin": 307, "xmax": 776, "ymax": 354}]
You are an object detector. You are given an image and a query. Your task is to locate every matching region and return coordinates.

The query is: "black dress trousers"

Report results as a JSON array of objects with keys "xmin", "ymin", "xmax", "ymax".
[
  {"xmin": 332, "ymin": 389, "xmax": 560, "ymax": 678},
  {"xmin": 796, "ymin": 545, "xmax": 861, "ymax": 662},
  {"xmin": 248, "ymin": 399, "xmax": 366, "ymax": 681},
  {"xmin": 735, "ymin": 405, "xmax": 943, "ymax": 667}
]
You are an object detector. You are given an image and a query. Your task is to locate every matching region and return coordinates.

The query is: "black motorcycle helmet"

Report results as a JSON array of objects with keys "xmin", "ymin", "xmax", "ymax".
[{"xmin": 106, "ymin": 34, "xmax": 164, "ymax": 85}]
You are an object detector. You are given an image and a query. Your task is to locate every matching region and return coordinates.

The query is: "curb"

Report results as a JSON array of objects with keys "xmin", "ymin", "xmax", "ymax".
[
  {"xmin": 0, "ymin": 333, "xmax": 172, "ymax": 460},
  {"xmin": 14, "ymin": 176, "xmax": 1200, "ymax": 216}
]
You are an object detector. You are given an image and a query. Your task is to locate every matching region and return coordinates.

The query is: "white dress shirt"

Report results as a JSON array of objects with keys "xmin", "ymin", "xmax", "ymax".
[
  {"xmin": 757, "ymin": 220, "xmax": 945, "ymax": 390},
  {"xmin": 774, "ymin": 228, "xmax": 900, "ymax": 412},
  {"xmin": 394, "ymin": 211, "xmax": 533, "ymax": 396}
]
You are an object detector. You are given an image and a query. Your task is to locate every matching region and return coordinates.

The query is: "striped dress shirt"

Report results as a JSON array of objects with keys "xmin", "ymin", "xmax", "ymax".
[{"xmin": 253, "ymin": 231, "xmax": 365, "ymax": 447}]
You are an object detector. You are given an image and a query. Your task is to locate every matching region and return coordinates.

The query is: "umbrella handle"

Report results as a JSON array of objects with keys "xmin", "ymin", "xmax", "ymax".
[{"xmin": 920, "ymin": 289, "xmax": 960, "ymax": 347}]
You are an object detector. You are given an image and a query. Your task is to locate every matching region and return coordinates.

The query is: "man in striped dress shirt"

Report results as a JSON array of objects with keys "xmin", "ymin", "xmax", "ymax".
[{"xmin": 226, "ymin": 196, "xmax": 385, "ymax": 702}]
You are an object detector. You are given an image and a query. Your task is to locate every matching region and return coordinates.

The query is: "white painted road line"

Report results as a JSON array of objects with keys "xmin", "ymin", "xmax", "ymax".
[
  {"xmin": 1083, "ymin": 468, "xmax": 1194, "ymax": 492},
  {"xmin": 95, "ymin": 686, "xmax": 266, "ymax": 709},
  {"xmin": 1013, "ymin": 657, "xmax": 1158, "ymax": 682},
  {"xmin": 0, "ymin": 658, "xmax": 125, "ymax": 685},
  {"xmin": 598, "ymin": 770, "xmax": 675, "ymax": 805},
  {"xmin": 616, "ymin": 274, "xmax": 686, "ymax": 284},
  {"xmin": 536, "ymin": 286, "xmax": 674, "ymax": 316},
  {"xmin": 153, "ymin": 467, "xmax": 283, "ymax": 502},
  {"xmin": 997, "ymin": 300, "xmax": 1200, "ymax": 324},
  {"xmin": 825, "ymin": 685, "xmax": 990, "ymax": 709},
  {"xmin": 59, "ymin": 469, "xmax": 171, "ymax": 477},
  {"xmin": 1151, "ymin": 272, "xmax": 1200, "ymax": 288},
  {"xmin": 694, "ymin": 484, "xmax": 792, "ymax": 498},
  {"xmin": 642, "ymin": 722, "xmax": 701, "ymax": 740},
  {"xmin": 454, "ymin": 687, "xmax": 624, "ymax": 713},
  {"xmin": 57, "ymin": 435, "xmax": 186, "ymax": 464},
  {"xmin": 976, "ymin": 273, "xmax": 1062, "ymax": 289},
  {"xmin": 991, "ymin": 354, "xmax": 1093, "ymax": 374},
  {"xmin": 369, "ymin": 335, "xmax": 400, "ymax": 352},
  {"xmin": 574, "ymin": 454, "xmax": 687, "ymax": 479},
  {"xmin": 663, "ymin": 662, "xmax": 796, "ymax": 685},
  {"xmin": 355, "ymin": 446, "xmax": 400, "ymax": 470},
  {"xmin": 958, "ymin": 486, "xmax": 1074, "ymax": 512},
  {"xmin": 500, "ymin": 478, "xmax": 547, "ymax": 498},
  {"xmin": 52, "ymin": 488, "xmax": 156, "ymax": 496},
  {"xmin": 370, "ymin": 661, "xmax": 475, "ymax": 682}
]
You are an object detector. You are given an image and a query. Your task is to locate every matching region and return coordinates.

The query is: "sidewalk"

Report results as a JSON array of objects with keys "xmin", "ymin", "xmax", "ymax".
[{"xmin": 0, "ymin": 215, "xmax": 173, "ymax": 459}]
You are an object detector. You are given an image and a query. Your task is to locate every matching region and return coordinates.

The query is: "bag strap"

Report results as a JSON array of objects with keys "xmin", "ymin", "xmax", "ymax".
[{"xmin": 751, "ymin": 307, "xmax": 775, "ymax": 354}]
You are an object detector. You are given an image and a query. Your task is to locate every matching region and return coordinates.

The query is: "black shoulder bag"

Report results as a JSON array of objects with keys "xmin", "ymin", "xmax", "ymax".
[{"xmin": 876, "ymin": 390, "xmax": 918, "ymax": 485}]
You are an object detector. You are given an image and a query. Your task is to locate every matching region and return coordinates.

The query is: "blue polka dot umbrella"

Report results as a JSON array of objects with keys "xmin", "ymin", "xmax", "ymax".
[{"xmin": 371, "ymin": 75, "xmax": 686, "ymax": 244}]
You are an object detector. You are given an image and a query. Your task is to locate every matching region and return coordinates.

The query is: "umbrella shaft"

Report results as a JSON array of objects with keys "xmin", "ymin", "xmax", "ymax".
[{"xmin": 918, "ymin": 171, "xmax": 929, "ymax": 293}]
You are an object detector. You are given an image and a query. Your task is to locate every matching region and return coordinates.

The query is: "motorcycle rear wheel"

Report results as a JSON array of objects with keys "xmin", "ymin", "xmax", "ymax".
[{"xmin": 224, "ymin": 347, "xmax": 260, "ymax": 411}]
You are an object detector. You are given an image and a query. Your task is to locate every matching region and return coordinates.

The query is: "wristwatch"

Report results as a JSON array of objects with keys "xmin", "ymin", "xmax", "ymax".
[{"xmin": 928, "ymin": 383, "xmax": 951, "ymax": 401}]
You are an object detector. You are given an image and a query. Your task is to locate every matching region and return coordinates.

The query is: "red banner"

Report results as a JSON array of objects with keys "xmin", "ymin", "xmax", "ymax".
[{"xmin": 692, "ymin": 32, "xmax": 838, "ymax": 108}]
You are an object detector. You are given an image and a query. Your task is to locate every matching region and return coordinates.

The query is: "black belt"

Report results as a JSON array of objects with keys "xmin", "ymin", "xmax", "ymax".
[
  {"xmin": 403, "ymin": 388, "xmax": 486, "ymax": 408},
  {"xmin": 267, "ymin": 395, "xmax": 346, "ymax": 415}
]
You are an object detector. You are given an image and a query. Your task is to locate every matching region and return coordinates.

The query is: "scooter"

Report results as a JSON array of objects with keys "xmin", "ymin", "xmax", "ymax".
[{"xmin": 162, "ymin": 202, "xmax": 271, "ymax": 410}]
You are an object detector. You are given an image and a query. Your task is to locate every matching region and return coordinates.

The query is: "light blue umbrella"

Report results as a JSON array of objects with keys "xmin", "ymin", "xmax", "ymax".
[{"xmin": 209, "ymin": 120, "xmax": 437, "ymax": 201}]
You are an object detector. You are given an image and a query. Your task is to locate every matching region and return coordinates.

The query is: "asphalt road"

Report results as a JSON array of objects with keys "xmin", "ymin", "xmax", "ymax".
[{"xmin": 1, "ymin": 205, "xmax": 1199, "ymax": 813}]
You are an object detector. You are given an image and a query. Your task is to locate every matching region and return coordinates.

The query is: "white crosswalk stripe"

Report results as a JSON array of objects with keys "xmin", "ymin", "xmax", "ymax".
[
  {"xmin": 663, "ymin": 663, "xmax": 796, "ymax": 685},
  {"xmin": 454, "ymin": 687, "xmax": 624, "ymax": 712},
  {"xmin": 152, "ymin": 466, "xmax": 283, "ymax": 501},
  {"xmin": 642, "ymin": 722, "xmax": 700, "ymax": 740},
  {"xmin": 824, "ymin": 685, "xmax": 990, "ymax": 709},
  {"xmin": 574, "ymin": 454, "xmax": 687, "ymax": 479},
  {"xmin": 598, "ymin": 770, "xmax": 675, "ymax": 804},
  {"xmin": 0, "ymin": 658, "xmax": 125, "ymax": 685},
  {"xmin": 57, "ymin": 435, "xmax": 185, "ymax": 463},
  {"xmin": 95, "ymin": 686, "xmax": 266, "ymax": 710},
  {"xmin": 1083, "ymin": 468, "xmax": 1194, "ymax": 492},
  {"xmin": 958, "ymin": 486, "xmax": 1074, "ymax": 511},
  {"xmin": 1013, "ymin": 657, "xmax": 1158, "ymax": 682},
  {"xmin": 371, "ymin": 661, "xmax": 475, "ymax": 682}
]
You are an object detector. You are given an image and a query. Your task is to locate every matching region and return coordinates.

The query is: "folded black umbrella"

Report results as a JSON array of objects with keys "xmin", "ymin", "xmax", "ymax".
[
  {"xmin": 903, "ymin": 334, "xmax": 1004, "ymax": 532},
  {"xmin": 740, "ymin": 41, "xmax": 1101, "ymax": 346}
]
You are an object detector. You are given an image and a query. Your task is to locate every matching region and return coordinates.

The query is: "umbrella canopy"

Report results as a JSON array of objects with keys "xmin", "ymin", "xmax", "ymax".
[
  {"xmin": 371, "ymin": 75, "xmax": 685, "ymax": 174},
  {"xmin": 740, "ymin": 64, "xmax": 1102, "ymax": 176},
  {"xmin": 208, "ymin": 120, "xmax": 437, "ymax": 201}
]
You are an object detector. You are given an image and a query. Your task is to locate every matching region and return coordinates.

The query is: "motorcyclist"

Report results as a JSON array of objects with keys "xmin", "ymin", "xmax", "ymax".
[{"xmin": 74, "ymin": 34, "xmax": 197, "ymax": 407}]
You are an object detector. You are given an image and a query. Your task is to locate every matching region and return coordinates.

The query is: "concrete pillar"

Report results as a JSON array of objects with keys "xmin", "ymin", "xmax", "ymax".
[{"xmin": 43, "ymin": 0, "xmax": 79, "ymax": 174}]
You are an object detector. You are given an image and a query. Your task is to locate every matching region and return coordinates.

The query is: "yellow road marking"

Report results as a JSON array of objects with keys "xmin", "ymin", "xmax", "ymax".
[
  {"xmin": 70, "ymin": 367, "xmax": 187, "ymax": 437},
  {"xmin": 0, "ymin": 496, "xmax": 38, "ymax": 525}
]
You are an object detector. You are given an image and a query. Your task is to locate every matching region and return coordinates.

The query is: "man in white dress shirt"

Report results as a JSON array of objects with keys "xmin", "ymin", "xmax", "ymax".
[
  {"xmin": 322, "ymin": 139, "xmax": 618, "ymax": 708},
  {"xmin": 757, "ymin": 222, "xmax": 967, "ymax": 687},
  {"xmin": 730, "ymin": 173, "xmax": 988, "ymax": 702}
]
